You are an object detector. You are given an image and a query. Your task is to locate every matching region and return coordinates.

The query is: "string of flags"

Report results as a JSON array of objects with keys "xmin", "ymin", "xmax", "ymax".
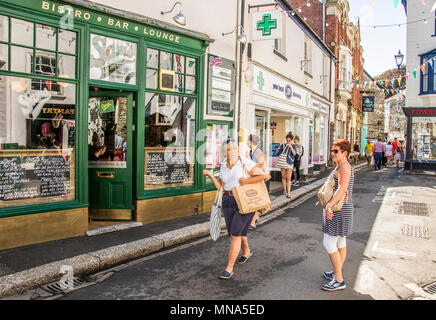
[{"xmin": 336, "ymin": 56, "xmax": 436, "ymax": 94}]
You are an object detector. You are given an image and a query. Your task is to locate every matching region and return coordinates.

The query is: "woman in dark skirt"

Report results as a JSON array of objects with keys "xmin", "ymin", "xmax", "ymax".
[{"xmin": 203, "ymin": 139, "xmax": 265, "ymax": 279}]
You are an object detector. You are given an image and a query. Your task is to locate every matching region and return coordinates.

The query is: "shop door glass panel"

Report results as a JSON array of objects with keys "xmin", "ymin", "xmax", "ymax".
[
  {"xmin": 88, "ymin": 93, "xmax": 132, "ymax": 218},
  {"xmin": 255, "ymin": 114, "xmax": 266, "ymax": 152}
]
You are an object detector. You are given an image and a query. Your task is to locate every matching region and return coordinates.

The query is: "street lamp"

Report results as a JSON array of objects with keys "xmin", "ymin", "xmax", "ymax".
[
  {"xmin": 222, "ymin": 25, "xmax": 247, "ymax": 44},
  {"xmin": 394, "ymin": 50, "xmax": 404, "ymax": 71},
  {"xmin": 161, "ymin": 2, "xmax": 186, "ymax": 26}
]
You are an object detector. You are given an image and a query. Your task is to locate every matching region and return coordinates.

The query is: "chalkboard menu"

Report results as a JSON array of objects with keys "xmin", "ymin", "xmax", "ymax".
[
  {"xmin": 144, "ymin": 147, "xmax": 194, "ymax": 189},
  {"xmin": 0, "ymin": 150, "xmax": 74, "ymax": 206}
]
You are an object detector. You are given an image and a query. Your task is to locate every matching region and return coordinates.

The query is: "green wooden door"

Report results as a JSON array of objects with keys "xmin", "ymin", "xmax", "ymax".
[{"xmin": 88, "ymin": 92, "xmax": 133, "ymax": 221}]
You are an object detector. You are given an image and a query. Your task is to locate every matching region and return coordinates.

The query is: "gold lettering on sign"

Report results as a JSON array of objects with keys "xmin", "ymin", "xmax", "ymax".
[{"xmin": 40, "ymin": 1, "xmax": 184, "ymax": 44}]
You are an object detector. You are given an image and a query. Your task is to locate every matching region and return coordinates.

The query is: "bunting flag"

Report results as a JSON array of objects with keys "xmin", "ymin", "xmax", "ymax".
[
  {"xmin": 393, "ymin": 0, "xmax": 399, "ymax": 8},
  {"xmin": 429, "ymin": 59, "xmax": 434, "ymax": 69},
  {"xmin": 420, "ymin": 65, "xmax": 425, "ymax": 72},
  {"xmin": 397, "ymin": 78, "xmax": 402, "ymax": 86},
  {"xmin": 413, "ymin": 70, "xmax": 417, "ymax": 78}
]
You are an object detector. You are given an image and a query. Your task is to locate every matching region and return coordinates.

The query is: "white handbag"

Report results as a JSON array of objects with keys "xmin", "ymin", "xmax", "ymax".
[{"xmin": 209, "ymin": 188, "xmax": 223, "ymax": 241}]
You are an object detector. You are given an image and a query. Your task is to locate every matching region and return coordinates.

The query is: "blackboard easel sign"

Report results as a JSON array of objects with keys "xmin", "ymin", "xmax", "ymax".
[
  {"xmin": 144, "ymin": 147, "xmax": 194, "ymax": 190},
  {"xmin": 0, "ymin": 149, "xmax": 75, "ymax": 207}
]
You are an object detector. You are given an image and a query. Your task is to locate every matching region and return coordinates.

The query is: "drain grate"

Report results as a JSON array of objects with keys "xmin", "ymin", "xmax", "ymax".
[
  {"xmin": 397, "ymin": 201, "xmax": 430, "ymax": 217},
  {"xmin": 401, "ymin": 224, "xmax": 430, "ymax": 239},
  {"xmin": 422, "ymin": 281, "xmax": 436, "ymax": 294},
  {"xmin": 41, "ymin": 277, "xmax": 88, "ymax": 295}
]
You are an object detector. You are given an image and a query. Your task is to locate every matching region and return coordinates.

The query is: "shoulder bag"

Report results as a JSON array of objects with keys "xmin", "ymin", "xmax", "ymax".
[
  {"xmin": 209, "ymin": 188, "xmax": 223, "ymax": 241},
  {"xmin": 316, "ymin": 168, "xmax": 348, "ymax": 212}
]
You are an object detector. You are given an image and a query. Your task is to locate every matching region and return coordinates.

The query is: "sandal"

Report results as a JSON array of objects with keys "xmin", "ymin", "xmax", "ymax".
[
  {"xmin": 218, "ymin": 270, "xmax": 233, "ymax": 279},
  {"xmin": 236, "ymin": 252, "xmax": 252, "ymax": 264}
]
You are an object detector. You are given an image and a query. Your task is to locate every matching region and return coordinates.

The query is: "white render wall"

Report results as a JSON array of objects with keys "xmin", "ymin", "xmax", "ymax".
[{"xmin": 406, "ymin": 1, "xmax": 436, "ymax": 108}]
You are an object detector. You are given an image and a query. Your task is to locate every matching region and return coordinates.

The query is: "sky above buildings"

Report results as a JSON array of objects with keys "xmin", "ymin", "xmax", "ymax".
[{"xmin": 349, "ymin": 0, "xmax": 408, "ymax": 78}]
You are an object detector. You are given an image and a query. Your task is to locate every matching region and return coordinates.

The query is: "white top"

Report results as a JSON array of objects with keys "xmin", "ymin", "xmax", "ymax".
[{"xmin": 219, "ymin": 157, "xmax": 256, "ymax": 191}]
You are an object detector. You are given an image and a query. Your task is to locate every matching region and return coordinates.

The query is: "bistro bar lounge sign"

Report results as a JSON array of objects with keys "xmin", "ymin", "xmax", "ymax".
[{"xmin": 37, "ymin": 0, "xmax": 182, "ymax": 44}]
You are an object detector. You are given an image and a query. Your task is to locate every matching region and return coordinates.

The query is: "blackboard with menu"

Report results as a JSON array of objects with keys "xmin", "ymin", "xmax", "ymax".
[
  {"xmin": 0, "ymin": 150, "xmax": 74, "ymax": 206},
  {"xmin": 144, "ymin": 147, "xmax": 194, "ymax": 189}
]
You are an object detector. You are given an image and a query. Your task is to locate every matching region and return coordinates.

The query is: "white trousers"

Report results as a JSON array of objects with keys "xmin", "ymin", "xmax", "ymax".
[{"xmin": 323, "ymin": 233, "xmax": 346, "ymax": 254}]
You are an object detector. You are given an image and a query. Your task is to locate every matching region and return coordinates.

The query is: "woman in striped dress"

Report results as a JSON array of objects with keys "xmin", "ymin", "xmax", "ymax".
[{"xmin": 321, "ymin": 139, "xmax": 354, "ymax": 291}]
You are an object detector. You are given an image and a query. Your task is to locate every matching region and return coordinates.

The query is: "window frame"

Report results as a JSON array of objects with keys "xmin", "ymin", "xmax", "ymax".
[{"xmin": 420, "ymin": 50, "xmax": 436, "ymax": 95}]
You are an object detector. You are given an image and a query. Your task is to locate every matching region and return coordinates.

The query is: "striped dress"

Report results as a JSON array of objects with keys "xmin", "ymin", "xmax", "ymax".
[{"xmin": 322, "ymin": 165, "xmax": 354, "ymax": 237}]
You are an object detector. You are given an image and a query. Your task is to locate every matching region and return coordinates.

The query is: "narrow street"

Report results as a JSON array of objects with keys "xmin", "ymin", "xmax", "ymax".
[{"xmin": 54, "ymin": 166, "xmax": 436, "ymax": 300}]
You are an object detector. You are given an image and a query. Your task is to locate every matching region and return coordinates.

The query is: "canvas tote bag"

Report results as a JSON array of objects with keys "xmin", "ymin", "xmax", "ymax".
[
  {"xmin": 209, "ymin": 188, "xmax": 223, "ymax": 241},
  {"xmin": 232, "ymin": 162, "xmax": 271, "ymax": 214},
  {"xmin": 316, "ymin": 171, "xmax": 348, "ymax": 212}
]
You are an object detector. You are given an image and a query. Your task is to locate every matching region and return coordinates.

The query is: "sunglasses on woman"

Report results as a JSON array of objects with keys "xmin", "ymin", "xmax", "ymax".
[{"xmin": 330, "ymin": 149, "xmax": 340, "ymax": 154}]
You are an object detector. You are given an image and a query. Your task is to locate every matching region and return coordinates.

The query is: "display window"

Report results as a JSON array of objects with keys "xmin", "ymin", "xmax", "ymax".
[
  {"xmin": 0, "ymin": 75, "xmax": 76, "ymax": 207},
  {"xmin": 0, "ymin": 15, "xmax": 77, "ymax": 80},
  {"xmin": 146, "ymin": 47, "xmax": 196, "ymax": 94},
  {"xmin": 0, "ymin": 14, "xmax": 78, "ymax": 208},
  {"xmin": 411, "ymin": 117, "xmax": 436, "ymax": 160},
  {"xmin": 143, "ymin": 93, "xmax": 196, "ymax": 190},
  {"xmin": 90, "ymin": 34, "xmax": 137, "ymax": 85}
]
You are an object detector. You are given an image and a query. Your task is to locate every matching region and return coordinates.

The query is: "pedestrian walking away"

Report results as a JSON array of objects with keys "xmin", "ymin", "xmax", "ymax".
[
  {"xmin": 385, "ymin": 141, "xmax": 393, "ymax": 166},
  {"xmin": 203, "ymin": 139, "xmax": 266, "ymax": 279},
  {"xmin": 291, "ymin": 136, "xmax": 304, "ymax": 187},
  {"xmin": 396, "ymin": 140, "xmax": 406, "ymax": 166},
  {"xmin": 373, "ymin": 138, "xmax": 385, "ymax": 170},
  {"xmin": 247, "ymin": 134, "xmax": 266, "ymax": 230},
  {"xmin": 276, "ymin": 132, "xmax": 297, "ymax": 198},
  {"xmin": 364, "ymin": 140, "xmax": 374, "ymax": 166},
  {"xmin": 353, "ymin": 141, "xmax": 360, "ymax": 165},
  {"xmin": 321, "ymin": 139, "xmax": 354, "ymax": 292}
]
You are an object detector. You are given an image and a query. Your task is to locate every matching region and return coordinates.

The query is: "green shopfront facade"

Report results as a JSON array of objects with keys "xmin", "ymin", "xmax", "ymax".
[{"xmin": 0, "ymin": 0, "xmax": 225, "ymax": 250}]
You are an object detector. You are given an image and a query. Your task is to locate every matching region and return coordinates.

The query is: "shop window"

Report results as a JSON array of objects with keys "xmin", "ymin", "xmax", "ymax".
[
  {"xmin": 420, "ymin": 52, "xmax": 436, "ymax": 95},
  {"xmin": 90, "ymin": 34, "xmax": 137, "ymax": 85},
  {"xmin": 144, "ymin": 93, "xmax": 196, "ymax": 190},
  {"xmin": 411, "ymin": 117, "xmax": 436, "ymax": 160},
  {"xmin": 0, "ymin": 15, "xmax": 77, "ymax": 79},
  {"xmin": 146, "ymin": 47, "xmax": 197, "ymax": 94},
  {"xmin": 204, "ymin": 123, "xmax": 229, "ymax": 183},
  {"xmin": 0, "ymin": 75, "xmax": 76, "ymax": 208}
]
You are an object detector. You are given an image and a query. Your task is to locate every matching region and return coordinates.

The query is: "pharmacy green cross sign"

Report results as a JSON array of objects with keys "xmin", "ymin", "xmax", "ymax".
[{"xmin": 257, "ymin": 14, "xmax": 277, "ymax": 36}]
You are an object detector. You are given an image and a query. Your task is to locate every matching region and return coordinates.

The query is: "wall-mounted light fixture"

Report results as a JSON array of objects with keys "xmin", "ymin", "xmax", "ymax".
[
  {"xmin": 222, "ymin": 24, "xmax": 247, "ymax": 44},
  {"xmin": 161, "ymin": 2, "xmax": 186, "ymax": 26}
]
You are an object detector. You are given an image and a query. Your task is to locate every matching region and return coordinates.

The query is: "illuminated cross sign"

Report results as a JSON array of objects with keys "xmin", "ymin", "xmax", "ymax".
[
  {"xmin": 251, "ymin": 11, "xmax": 282, "ymax": 41},
  {"xmin": 257, "ymin": 14, "xmax": 277, "ymax": 36}
]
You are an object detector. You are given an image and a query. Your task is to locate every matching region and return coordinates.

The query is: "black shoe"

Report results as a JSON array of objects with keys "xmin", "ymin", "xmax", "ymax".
[{"xmin": 236, "ymin": 252, "xmax": 252, "ymax": 264}]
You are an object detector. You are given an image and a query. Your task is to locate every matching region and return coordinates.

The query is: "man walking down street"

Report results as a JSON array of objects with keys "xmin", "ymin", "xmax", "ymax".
[{"xmin": 373, "ymin": 138, "xmax": 385, "ymax": 171}]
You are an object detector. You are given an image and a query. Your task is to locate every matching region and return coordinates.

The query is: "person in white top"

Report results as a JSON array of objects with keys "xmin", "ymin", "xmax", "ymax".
[
  {"xmin": 203, "ymin": 139, "xmax": 266, "ymax": 279},
  {"xmin": 385, "ymin": 141, "xmax": 393, "ymax": 166}
]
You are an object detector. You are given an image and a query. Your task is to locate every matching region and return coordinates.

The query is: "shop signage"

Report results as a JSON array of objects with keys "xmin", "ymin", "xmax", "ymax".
[
  {"xmin": 312, "ymin": 100, "xmax": 329, "ymax": 114},
  {"xmin": 253, "ymin": 65, "xmax": 309, "ymax": 108},
  {"xmin": 362, "ymin": 96, "xmax": 375, "ymax": 112},
  {"xmin": 0, "ymin": 0, "xmax": 203, "ymax": 49},
  {"xmin": 402, "ymin": 107, "xmax": 436, "ymax": 117},
  {"xmin": 251, "ymin": 11, "xmax": 282, "ymax": 41}
]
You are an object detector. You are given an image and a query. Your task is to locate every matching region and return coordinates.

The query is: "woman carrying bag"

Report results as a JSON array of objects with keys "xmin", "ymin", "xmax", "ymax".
[
  {"xmin": 203, "ymin": 139, "xmax": 266, "ymax": 279},
  {"xmin": 321, "ymin": 139, "xmax": 354, "ymax": 292},
  {"xmin": 276, "ymin": 132, "xmax": 297, "ymax": 198}
]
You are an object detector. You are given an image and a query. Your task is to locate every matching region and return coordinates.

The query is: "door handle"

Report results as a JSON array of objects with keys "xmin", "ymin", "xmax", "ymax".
[{"xmin": 97, "ymin": 171, "xmax": 115, "ymax": 178}]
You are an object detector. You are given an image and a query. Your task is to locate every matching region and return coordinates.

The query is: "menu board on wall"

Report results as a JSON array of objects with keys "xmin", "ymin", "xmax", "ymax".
[
  {"xmin": 207, "ymin": 55, "xmax": 234, "ymax": 117},
  {"xmin": 144, "ymin": 147, "xmax": 194, "ymax": 189},
  {"xmin": 0, "ymin": 149, "xmax": 74, "ymax": 206}
]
